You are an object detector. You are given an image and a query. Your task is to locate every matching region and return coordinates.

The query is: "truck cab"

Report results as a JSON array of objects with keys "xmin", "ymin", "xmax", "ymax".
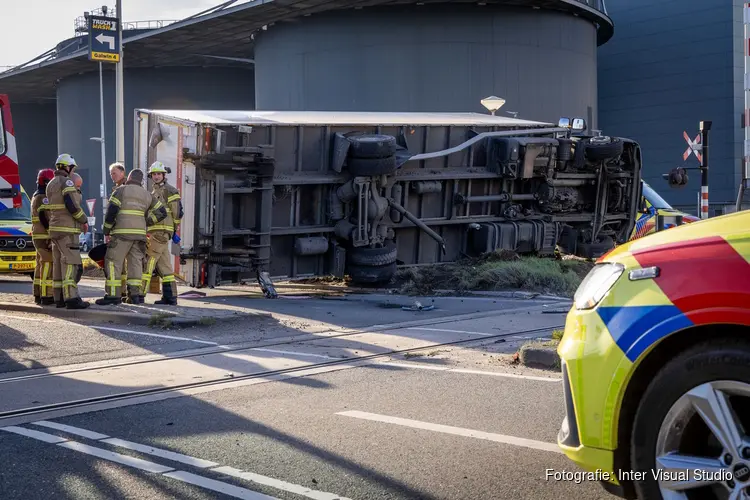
[{"xmin": 0, "ymin": 94, "xmax": 23, "ymax": 210}]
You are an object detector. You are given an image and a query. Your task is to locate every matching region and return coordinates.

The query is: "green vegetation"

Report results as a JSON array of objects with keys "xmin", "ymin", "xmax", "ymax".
[{"xmin": 395, "ymin": 250, "xmax": 594, "ymax": 297}]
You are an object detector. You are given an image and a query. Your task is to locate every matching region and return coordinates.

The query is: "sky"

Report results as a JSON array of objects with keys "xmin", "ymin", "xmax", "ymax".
[{"xmin": 0, "ymin": 1, "xmax": 236, "ymax": 68}]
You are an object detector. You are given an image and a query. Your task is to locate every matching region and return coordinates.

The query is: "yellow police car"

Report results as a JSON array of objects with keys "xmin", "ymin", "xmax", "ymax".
[
  {"xmin": 629, "ymin": 182, "xmax": 700, "ymax": 241},
  {"xmin": 0, "ymin": 187, "xmax": 36, "ymax": 275},
  {"xmin": 557, "ymin": 209, "xmax": 750, "ymax": 499}
]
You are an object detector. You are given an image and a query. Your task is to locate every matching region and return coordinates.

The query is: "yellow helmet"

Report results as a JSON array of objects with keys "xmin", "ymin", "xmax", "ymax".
[
  {"xmin": 55, "ymin": 153, "xmax": 77, "ymax": 168},
  {"xmin": 148, "ymin": 161, "xmax": 168, "ymax": 176}
]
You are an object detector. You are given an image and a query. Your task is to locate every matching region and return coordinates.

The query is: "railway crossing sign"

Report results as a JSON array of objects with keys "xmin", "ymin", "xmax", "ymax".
[
  {"xmin": 87, "ymin": 15, "xmax": 121, "ymax": 63},
  {"xmin": 683, "ymin": 131, "xmax": 702, "ymax": 162}
]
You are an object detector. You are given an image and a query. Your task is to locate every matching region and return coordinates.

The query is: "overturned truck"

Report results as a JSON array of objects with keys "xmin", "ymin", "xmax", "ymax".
[{"xmin": 134, "ymin": 110, "xmax": 642, "ymax": 294}]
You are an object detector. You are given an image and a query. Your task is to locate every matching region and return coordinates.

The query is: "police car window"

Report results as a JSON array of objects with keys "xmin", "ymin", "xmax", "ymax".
[{"xmin": 642, "ymin": 183, "xmax": 673, "ymax": 210}]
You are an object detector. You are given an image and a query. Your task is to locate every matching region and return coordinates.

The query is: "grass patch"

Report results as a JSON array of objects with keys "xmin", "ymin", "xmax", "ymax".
[
  {"xmin": 198, "ymin": 317, "xmax": 217, "ymax": 326},
  {"xmin": 551, "ymin": 329, "xmax": 564, "ymax": 341},
  {"xmin": 148, "ymin": 312, "xmax": 174, "ymax": 328},
  {"xmin": 395, "ymin": 250, "xmax": 594, "ymax": 297}
]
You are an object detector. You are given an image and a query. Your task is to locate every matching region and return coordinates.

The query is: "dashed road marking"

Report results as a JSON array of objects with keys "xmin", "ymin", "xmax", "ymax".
[
  {"xmin": 163, "ymin": 471, "xmax": 279, "ymax": 500},
  {"xmin": 0, "ymin": 425, "xmax": 67, "ymax": 443},
  {"xmin": 378, "ymin": 362, "xmax": 561, "ymax": 382},
  {"xmin": 337, "ymin": 410, "xmax": 563, "ymax": 454},
  {"xmin": 58, "ymin": 440, "xmax": 175, "ymax": 473},
  {"xmin": 32, "ymin": 420, "xmax": 110, "ymax": 440},
  {"xmin": 101, "ymin": 438, "xmax": 220, "ymax": 469},
  {"xmin": 94, "ymin": 326, "xmax": 221, "ymax": 345},
  {"xmin": 213, "ymin": 466, "xmax": 352, "ymax": 500}
]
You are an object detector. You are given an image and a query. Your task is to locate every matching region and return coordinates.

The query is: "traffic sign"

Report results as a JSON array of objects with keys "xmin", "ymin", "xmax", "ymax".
[
  {"xmin": 88, "ymin": 217, "xmax": 96, "ymax": 227},
  {"xmin": 88, "ymin": 15, "xmax": 120, "ymax": 63},
  {"xmin": 86, "ymin": 198, "xmax": 96, "ymax": 216}
]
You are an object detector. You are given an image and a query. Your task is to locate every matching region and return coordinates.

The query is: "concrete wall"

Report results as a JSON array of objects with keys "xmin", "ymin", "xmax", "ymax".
[
  {"xmin": 598, "ymin": 0, "xmax": 739, "ymax": 211},
  {"xmin": 56, "ymin": 66, "xmax": 254, "ymax": 212},
  {"xmin": 255, "ymin": 4, "xmax": 600, "ymax": 126},
  {"xmin": 10, "ymin": 102, "xmax": 58, "ymax": 193}
]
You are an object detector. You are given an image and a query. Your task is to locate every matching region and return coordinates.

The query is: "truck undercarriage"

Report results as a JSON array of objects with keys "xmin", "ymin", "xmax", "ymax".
[{"xmin": 139, "ymin": 111, "xmax": 642, "ymax": 292}]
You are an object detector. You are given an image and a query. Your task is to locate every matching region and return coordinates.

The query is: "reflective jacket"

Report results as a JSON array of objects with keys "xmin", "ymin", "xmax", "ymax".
[
  {"xmin": 104, "ymin": 181, "xmax": 167, "ymax": 240},
  {"xmin": 148, "ymin": 181, "xmax": 182, "ymax": 235},
  {"xmin": 31, "ymin": 189, "xmax": 50, "ymax": 242},
  {"xmin": 45, "ymin": 170, "xmax": 88, "ymax": 237}
]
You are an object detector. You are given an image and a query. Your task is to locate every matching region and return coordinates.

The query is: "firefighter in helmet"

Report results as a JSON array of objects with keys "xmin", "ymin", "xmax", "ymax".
[
  {"xmin": 45, "ymin": 153, "xmax": 90, "ymax": 309},
  {"xmin": 96, "ymin": 169, "xmax": 167, "ymax": 305},
  {"xmin": 31, "ymin": 169, "xmax": 55, "ymax": 305},
  {"xmin": 142, "ymin": 161, "xmax": 183, "ymax": 306}
]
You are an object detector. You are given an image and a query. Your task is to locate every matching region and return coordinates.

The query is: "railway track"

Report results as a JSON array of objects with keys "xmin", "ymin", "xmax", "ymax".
[{"xmin": 0, "ymin": 323, "xmax": 562, "ymax": 423}]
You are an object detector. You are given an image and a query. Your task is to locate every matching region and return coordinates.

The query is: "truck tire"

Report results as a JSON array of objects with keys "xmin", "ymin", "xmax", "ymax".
[
  {"xmin": 348, "ymin": 156, "xmax": 397, "ymax": 176},
  {"xmin": 348, "ymin": 241, "xmax": 397, "ymax": 267},
  {"xmin": 630, "ymin": 338, "xmax": 750, "ymax": 500},
  {"xmin": 348, "ymin": 134, "xmax": 397, "ymax": 159},
  {"xmin": 585, "ymin": 137, "xmax": 623, "ymax": 162},
  {"xmin": 348, "ymin": 262, "xmax": 397, "ymax": 284}
]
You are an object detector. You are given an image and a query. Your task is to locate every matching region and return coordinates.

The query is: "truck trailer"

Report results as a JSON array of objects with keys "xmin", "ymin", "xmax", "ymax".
[{"xmin": 133, "ymin": 110, "xmax": 642, "ymax": 295}]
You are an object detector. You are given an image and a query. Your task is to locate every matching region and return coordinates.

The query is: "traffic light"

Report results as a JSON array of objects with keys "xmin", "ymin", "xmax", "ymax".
[{"xmin": 663, "ymin": 167, "xmax": 689, "ymax": 189}]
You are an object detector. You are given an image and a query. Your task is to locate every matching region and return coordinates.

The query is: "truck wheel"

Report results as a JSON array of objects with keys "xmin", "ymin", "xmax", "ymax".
[
  {"xmin": 585, "ymin": 137, "xmax": 623, "ymax": 162},
  {"xmin": 348, "ymin": 134, "xmax": 397, "ymax": 159},
  {"xmin": 348, "ymin": 241, "xmax": 397, "ymax": 267},
  {"xmin": 348, "ymin": 156, "xmax": 397, "ymax": 176},
  {"xmin": 348, "ymin": 262, "xmax": 397, "ymax": 284},
  {"xmin": 630, "ymin": 338, "xmax": 750, "ymax": 500}
]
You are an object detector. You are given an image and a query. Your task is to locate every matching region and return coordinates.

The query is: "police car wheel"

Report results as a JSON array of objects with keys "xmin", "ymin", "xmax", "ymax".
[{"xmin": 629, "ymin": 338, "xmax": 750, "ymax": 500}]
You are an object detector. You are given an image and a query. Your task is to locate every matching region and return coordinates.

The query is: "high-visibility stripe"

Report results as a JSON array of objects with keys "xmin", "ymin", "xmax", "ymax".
[
  {"xmin": 73, "ymin": 209, "xmax": 84, "ymax": 219},
  {"xmin": 109, "ymin": 197, "xmax": 122, "ymax": 207},
  {"xmin": 48, "ymin": 226, "xmax": 80, "ymax": 233},
  {"xmin": 62, "ymin": 187, "xmax": 78, "ymax": 195},
  {"xmin": 120, "ymin": 209, "xmax": 145, "ymax": 216},
  {"xmin": 45, "ymin": 204, "xmax": 65, "ymax": 210},
  {"xmin": 167, "ymin": 194, "xmax": 181, "ymax": 202},
  {"xmin": 111, "ymin": 229, "xmax": 147, "ymax": 235}
]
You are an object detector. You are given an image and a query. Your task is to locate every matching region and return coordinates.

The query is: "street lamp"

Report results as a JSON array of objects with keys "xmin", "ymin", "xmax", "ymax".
[{"xmin": 481, "ymin": 96, "xmax": 506, "ymax": 115}]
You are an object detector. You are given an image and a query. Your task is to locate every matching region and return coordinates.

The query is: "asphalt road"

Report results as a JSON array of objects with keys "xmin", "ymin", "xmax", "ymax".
[{"xmin": 0, "ymin": 279, "xmax": 610, "ymax": 500}]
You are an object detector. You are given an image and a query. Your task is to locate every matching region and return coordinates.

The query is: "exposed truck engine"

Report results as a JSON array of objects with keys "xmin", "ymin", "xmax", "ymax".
[{"xmin": 134, "ymin": 110, "xmax": 642, "ymax": 294}]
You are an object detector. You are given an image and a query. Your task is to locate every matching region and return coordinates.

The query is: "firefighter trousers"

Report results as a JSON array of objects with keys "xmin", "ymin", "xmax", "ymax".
[
  {"xmin": 143, "ymin": 232, "xmax": 177, "ymax": 298},
  {"xmin": 51, "ymin": 234, "xmax": 83, "ymax": 302},
  {"xmin": 33, "ymin": 238, "xmax": 53, "ymax": 299},
  {"xmin": 104, "ymin": 237, "xmax": 146, "ymax": 299}
]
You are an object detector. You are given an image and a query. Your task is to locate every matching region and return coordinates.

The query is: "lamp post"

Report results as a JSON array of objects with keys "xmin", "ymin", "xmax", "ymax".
[
  {"xmin": 115, "ymin": 0, "xmax": 125, "ymax": 163},
  {"xmin": 480, "ymin": 96, "xmax": 506, "ymax": 116}
]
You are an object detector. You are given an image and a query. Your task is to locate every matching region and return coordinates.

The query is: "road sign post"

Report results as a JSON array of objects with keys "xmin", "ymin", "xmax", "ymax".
[{"xmin": 87, "ymin": 15, "xmax": 121, "ymax": 63}]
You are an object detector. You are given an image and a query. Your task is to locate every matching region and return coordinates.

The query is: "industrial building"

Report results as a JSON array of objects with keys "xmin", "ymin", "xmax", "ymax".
[
  {"xmin": 0, "ymin": 0, "xmax": 610, "ymax": 211},
  {"xmin": 598, "ymin": 0, "xmax": 745, "ymax": 215}
]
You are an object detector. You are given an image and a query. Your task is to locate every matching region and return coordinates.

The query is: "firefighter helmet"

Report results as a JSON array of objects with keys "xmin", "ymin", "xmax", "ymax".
[
  {"xmin": 148, "ymin": 161, "xmax": 168, "ymax": 176},
  {"xmin": 37, "ymin": 169, "xmax": 55, "ymax": 185},
  {"xmin": 55, "ymin": 153, "xmax": 77, "ymax": 169}
]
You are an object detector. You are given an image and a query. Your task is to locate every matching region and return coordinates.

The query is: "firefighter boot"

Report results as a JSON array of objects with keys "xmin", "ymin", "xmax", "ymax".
[
  {"xmin": 41, "ymin": 297, "xmax": 55, "ymax": 306},
  {"xmin": 125, "ymin": 285, "xmax": 144, "ymax": 305},
  {"xmin": 154, "ymin": 282, "xmax": 177, "ymax": 306},
  {"xmin": 34, "ymin": 295, "xmax": 41, "ymax": 305},
  {"xmin": 66, "ymin": 297, "xmax": 90, "ymax": 310},
  {"xmin": 96, "ymin": 296, "xmax": 122, "ymax": 306}
]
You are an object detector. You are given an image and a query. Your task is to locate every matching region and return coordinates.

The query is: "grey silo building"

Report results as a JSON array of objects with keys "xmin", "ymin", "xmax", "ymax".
[
  {"xmin": 1, "ymin": 0, "xmax": 612, "ymax": 208},
  {"xmin": 598, "ymin": 0, "xmax": 745, "ymax": 214}
]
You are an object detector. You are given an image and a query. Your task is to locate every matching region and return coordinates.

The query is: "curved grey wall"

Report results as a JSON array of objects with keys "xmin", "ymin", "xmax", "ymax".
[
  {"xmin": 254, "ymin": 4, "xmax": 598, "ymax": 125},
  {"xmin": 56, "ymin": 66, "xmax": 254, "ymax": 204},
  {"xmin": 11, "ymin": 102, "xmax": 58, "ymax": 192}
]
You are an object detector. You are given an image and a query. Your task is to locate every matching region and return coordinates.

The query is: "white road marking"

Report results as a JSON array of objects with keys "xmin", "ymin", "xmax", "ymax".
[
  {"xmin": 101, "ymin": 438, "xmax": 219, "ymax": 468},
  {"xmin": 32, "ymin": 420, "xmax": 110, "ymax": 440},
  {"xmin": 164, "ymin": 471, "xmax": 279, "ymax": 500},
  {"xmin": 94, "ymin": 326, "xmax": 220, "ymax": 345},
  {"xmin": 406, "ymin": 327, "xmax": 494, "ymax": 336},
  {"xmin": 337, "ymin": 411, "xmax": 563, "ymax": 454},
  {"xmin": 58, "ymin": 440, "xmax": 175, "ymax": 473},
  {"xmin": 1, "ymin": 425, "xmax": 67, "ymax": 443},
  {"xmin": 250, "ymin": 348, "xmax": 340, "ymax": 360},
  {"xmin": 15, "ymin": 421, "xmax": 345, "ymax": 499},
  {"xmin": 379, "ymin": 362, "xmax": 561, "ymax": 382},
  {"xmin": 213, "ymin": 466, "xmax": 352, "ymax": 500}
]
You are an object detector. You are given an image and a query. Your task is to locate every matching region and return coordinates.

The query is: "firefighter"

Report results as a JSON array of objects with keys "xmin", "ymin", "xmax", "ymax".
[
  {"xmin": 46, "ymin": 153, "xmax": 89, "ymax": 309},
  {"xmin": 109, "ymin": 162, "xmax": 128, "ymax": 299},
  {"xmin": 96, "ymin": 169, "xmax": 167, "ymax": 305},
  {"xmin": 142, "ymin": 161, "xmax": 183, "ymax": 306},
  {"xmin": 31, "ymin": 169, "xmax": 55, "ymax": 305}
]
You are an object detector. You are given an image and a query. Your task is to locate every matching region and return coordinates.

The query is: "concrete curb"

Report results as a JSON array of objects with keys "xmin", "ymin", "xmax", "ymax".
[
  {"xmin": 0, "ymin": 301, "xmax": 271, "ymax": 329},
  {"xmin": 434, "ymin": 289, "xmax": 572, "ymax": 301},
  {"xmin": 519, "ymin": 345, "xmax": 561, "ymax": 370}
]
